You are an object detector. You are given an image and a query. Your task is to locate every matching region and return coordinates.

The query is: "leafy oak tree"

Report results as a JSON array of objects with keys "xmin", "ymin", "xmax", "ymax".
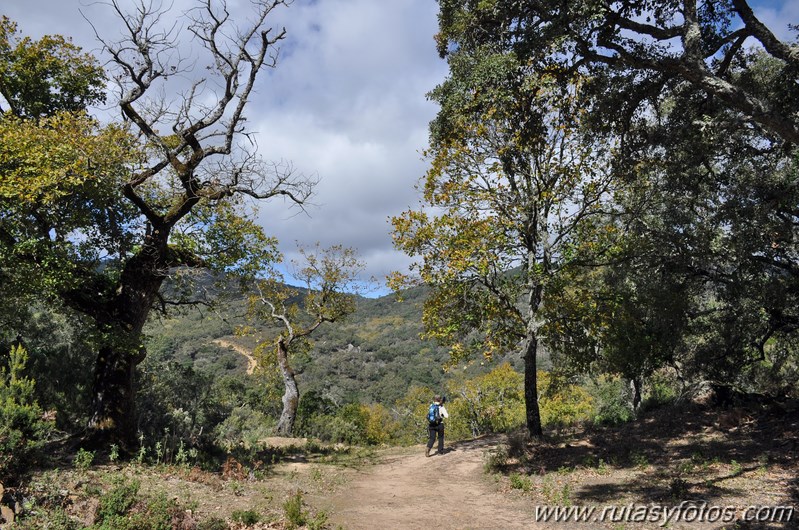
[
  {"xmin": 0, "ymin": 14, "xmax": 133, "ymax": 388},
  {"xmin": 0, "ymin": 16, "xmax": 106, "ymax": 119},
  {"xmin": 435, "ymin": 0, "xmax": 799, "ymax": 146},
  {"xmin": 1, "ymin": 1, "xmax": 314, "ymax": 445},
  {"xmin": 392, "ymin": 47, "xmax": 614, "ymax": 437},
  {"xmin": 435, "ymin": 0, "xmax": 799, "ymax": 397},
  {"xmin": 250, "ymin": 245, "xmax": 365, "ymax": 436}
]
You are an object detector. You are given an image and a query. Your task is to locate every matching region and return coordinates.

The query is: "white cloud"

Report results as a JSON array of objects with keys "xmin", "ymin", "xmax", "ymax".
[
  {"xmin": 240, "ymin": 0, "xmax": 445, "ymax": 292},
  {"xmin": 752, "ymin": 1, "xmax": 799, "ymax": 41}
]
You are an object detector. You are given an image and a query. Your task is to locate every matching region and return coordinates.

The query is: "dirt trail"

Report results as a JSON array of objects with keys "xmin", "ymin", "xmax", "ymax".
[
  {"xmin": 212, "ymin": 339, "xmax": 257, "ymax": 375},
  {"xmin": 317, "ymin": 436, "xmax": 540, "ymax": 530}
]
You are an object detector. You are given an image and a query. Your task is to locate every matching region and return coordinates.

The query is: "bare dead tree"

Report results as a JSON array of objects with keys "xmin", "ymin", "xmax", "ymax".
[{"xmin": 71, "ymin": 0, "xmax": 316, "ymax": 444}]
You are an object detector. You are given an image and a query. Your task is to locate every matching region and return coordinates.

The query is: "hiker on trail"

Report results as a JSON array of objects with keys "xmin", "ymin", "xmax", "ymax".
[{"xmin": 426, "ymin": 395, "xmax": 449, "ymax": 457}]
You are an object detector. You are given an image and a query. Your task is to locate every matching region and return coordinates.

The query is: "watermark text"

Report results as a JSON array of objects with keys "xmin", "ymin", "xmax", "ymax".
[{"xmin": 534, "ymin": 502, "xmax": 795, "ymax": 526}]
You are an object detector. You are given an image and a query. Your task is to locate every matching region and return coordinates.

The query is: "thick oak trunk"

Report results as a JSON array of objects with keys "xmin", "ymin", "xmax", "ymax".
[
  {"xmin": 86, "ymin": 240, "xmax": 166, "ymax": 446},
  {"xmin": 87, "ymin": 345, "xmax": 139, "ymax": 444},
  {"xmin": 275, "ymin": 338, "xmax": 299, "ymax": 436}
]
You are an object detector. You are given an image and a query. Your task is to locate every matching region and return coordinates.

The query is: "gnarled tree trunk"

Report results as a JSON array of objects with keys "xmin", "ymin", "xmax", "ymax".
[
  {"xmin": 86, "ymin": 239, "xmax": 167, "ymax": 446},
  {"xmin": 275, "ymin": 337, "xmax": 299, "ymax": 436}
]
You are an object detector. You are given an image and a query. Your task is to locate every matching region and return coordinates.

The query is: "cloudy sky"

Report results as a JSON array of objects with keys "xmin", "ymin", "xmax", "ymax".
[
  {"xmin": 4, "ymin": 0, "xmax": 798, "ymax": 296},
  {"xmin": 4, "ymin": 0, "xmax": 446, "ymax": 296}
]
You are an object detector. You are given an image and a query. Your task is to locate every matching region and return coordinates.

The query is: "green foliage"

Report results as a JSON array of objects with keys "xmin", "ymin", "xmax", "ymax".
[
  {"xmin": 509, "ymin": 472, "xmax": 533, "ymax": 492},
  {"xmin": 541, "ymin": 477, "xmax": 573, "ymax": 506},
  {"xmin": 361, "ymin": 403, "xmax": 399, "ymax": 445},
  {"xmin": 214, "ymin": 405, "xmax": 276, "ymax": 450},
  {"xmin": 538, "ymin": 372, "xmax": 594, "ymax": 429},
  {"xmin": 483, "ymin": 445, "xmax": 509, "ymax": 474},
  {"xmin": 137, "ymin": 492, "xmax": 181, "ymax": 530},
  {"xmin": 589, "ymin": 376, "xmax": 635, "ymax": 426},
  {"xmin": 90, "ymin": 478, "xmax": 185, "ymax": 530},
  {"xmin": 641, "ymin": 370, "xmax": 680, "ymax": 411},
  {"xmin": 109, "ymin": 444, "xmax": 120, "ymax": 463},
  {"xmin": 96, "ymin": 478, "xmax": 140, "ymax": 523},
  {"xmin": 318, "ymin": 404, "xmax": 369, "ymax": 445},
  {"xmin": 232, "ymin": 509, "xmax": 261, "ymax": 525},
  {"xmin": 73, "ymin": 448, "xmax": 95, "ymax": 472},
  {"xmin": 283, "ymin": 490, "xmax": 306, "ymax": 529},
  {"xmin": 0, "ymin": 344, "xmax": 53, "ymax": 481},
  {"xmin": 446, "ymin": 363, "xmax": 526, "ymax": 439},
  {"xmin": 11, "ymin": 507, "xmax": 80, "ymax": 530},
  {"xmin": 137, "ymin": 354, "xmax": 281, "ymax": 457},
  {"xmin": 197, "ymin": 517, "xmax": 228, "ymax": 530},
  {"xmin": 301, "ymin": 401, "xmax": 401, "ymax": 446},
  {"xmin": 12, "ymin": 309, "xmax": 96, "ymax": 432},
  {"xmin": 282, "ymin": 490, "xmax": 327, "ymax": 530},
  {"xmin": 389, "ymin": 385, "xmax": 435, "ymax": 445},
  {"xmin": 0, "ymin": 16, "xmax": 106, "ymax": 118}
]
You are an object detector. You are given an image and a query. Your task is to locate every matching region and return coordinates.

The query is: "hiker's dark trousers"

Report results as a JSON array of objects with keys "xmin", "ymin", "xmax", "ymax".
[{"xmin": 427, "ymin": 422, "xmax": 444, "ymax": 453}]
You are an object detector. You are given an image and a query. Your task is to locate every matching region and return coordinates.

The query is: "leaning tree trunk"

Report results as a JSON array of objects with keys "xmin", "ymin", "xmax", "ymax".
[
  {"xmin": 631, "ymin": 377, "xmax": 643, "ymax": 412},
  {"xmin": 275, "ymin": 337, "xmax": 299, "ymax": 436}
]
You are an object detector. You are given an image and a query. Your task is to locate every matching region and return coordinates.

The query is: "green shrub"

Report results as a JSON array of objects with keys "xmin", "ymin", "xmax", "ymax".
[
  {"xmin": 509, "ymin": 472, "xmax": 533, "ymax": 491},
  {"xmin": 389, "ymin": 385, "xmax": 433, "ymax": 446},
  {"xmin": 139, "ymin": 492, "xmax": 180, "ymax": 530},
  {"xmin": 446, "ymin": 363, "xmax": 526, "ymax": 439},
  {"xmin": 90, "ymin": 479, "xmax": 188, "ymax": 530},
  {"xmin": 213, "ymin": 405, "xmax": 275, "ymax": 450},
  {"xmin": 483, "ymin": 444, "xmax": 509, "ymax": 474},
  {"xmin": 232, "ymin": 509, "xmax": 261, "ymax": 525},
  {"xmin": 299, "ymin": 402, "xmax": 397, "ymax": 445},
  {"xmin": 198, "ymin": 517, "xmax": 228, "ymax": 530},
  {"xmin": 0, "ymin": 344, "xmax": 53, "ymax": 481},
  {"xmin": 589, "ymin": 375, "xmax": 635, "ymax": 426},
  {"xmin": 642, "ymin": 369, "xmax": 680, "ymax": 410},
  {"xmin": 73, "ymin": 447, "xmax": 95, "ymax": 472},
  {"xmin": 283, "ymin": 490, "xmax": 306, "ymax": 529},
  {"xmin": 361, "ymin": 403, "xmax": 399, "ymax": 445},
  {"xmin": 10, "ymin": 507, "xmax": 81, "ymax": 530},
  {"xmin": 97, "ymin": 478, "xmax": 140, "ymax": 522},
  {"xmin": 539, "ymin": 372, "xmax": 594, "ymax": 429}
]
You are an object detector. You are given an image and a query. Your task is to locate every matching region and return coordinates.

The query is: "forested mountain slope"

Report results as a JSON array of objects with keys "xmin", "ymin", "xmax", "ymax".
[{"xmin": 142, "ymin": 284, "xmax": 523, "ymax": 406}]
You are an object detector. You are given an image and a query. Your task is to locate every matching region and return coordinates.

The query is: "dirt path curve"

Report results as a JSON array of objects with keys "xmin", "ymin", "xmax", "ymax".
[
  {"xmin": 212, "ymin": 339, "xmax": 257, "ymax": 375},
  {"xmin": 319, "ymin": 436, "xmax": 540, "ymax": 530}
]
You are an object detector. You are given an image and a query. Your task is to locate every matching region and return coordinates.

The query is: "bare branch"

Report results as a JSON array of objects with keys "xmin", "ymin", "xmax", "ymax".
[{"xmin": 732, "ymin": 0, "xmax": 799, "ymax": 69}]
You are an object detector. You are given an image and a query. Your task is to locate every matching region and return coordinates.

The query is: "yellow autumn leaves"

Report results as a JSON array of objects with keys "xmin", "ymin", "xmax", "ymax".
[{"xmin": 0, "ymin": 111, "xmax": 135, "ymax": 206}]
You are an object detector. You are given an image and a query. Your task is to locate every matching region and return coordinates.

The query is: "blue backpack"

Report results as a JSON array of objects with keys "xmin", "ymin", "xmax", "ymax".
[{"xmin": 427, "ymin": 403, "xmax": 442, "ymax": 425}]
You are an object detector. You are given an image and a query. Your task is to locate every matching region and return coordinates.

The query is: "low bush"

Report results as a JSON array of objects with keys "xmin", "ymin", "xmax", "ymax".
[{"xmin": 588, "ymin": 375, "xmax": 635, "ymax": 426}]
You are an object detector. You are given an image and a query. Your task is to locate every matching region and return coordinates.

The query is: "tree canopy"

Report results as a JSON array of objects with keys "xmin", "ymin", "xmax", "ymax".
[
  {"xmin": 392, "ymin": 43, "xmax": 614, "ymax": 435},
  {"xmin": 251, "ymin": 244, "xmax": 366, "ymax": 435},
  {"xmin": 391, "ymin": 0, "xmax": 799, "ymax": 437},
  {"xmin": 0, "ymin": 0, "xmax": 315, "ymax": 444}
]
